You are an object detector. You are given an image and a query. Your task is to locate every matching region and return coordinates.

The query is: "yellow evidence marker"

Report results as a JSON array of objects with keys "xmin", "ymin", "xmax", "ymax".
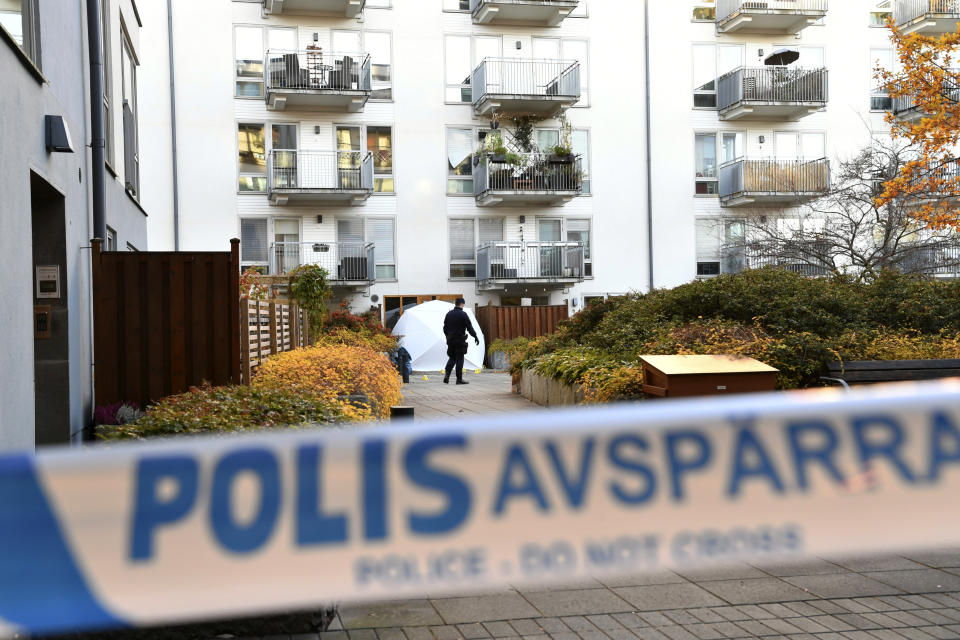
[{"xmin": 422, "ymin": 375, "xmax": 430, "ymax": 381}]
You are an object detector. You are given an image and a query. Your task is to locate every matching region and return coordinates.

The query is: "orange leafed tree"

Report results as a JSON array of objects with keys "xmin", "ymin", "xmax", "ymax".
[{"xmin": 877, "ymin": 19, "xmax": 960, "ymax": 229}]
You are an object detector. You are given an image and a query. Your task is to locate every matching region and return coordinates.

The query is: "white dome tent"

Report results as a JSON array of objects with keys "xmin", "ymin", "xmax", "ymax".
[{"xmin": 392, "ymin": 300, "xmax": 485, "ymax": 372}]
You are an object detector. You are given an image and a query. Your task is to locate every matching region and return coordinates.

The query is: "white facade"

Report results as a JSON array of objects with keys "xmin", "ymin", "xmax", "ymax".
[
  {"xmin": 166, "ymin": 0, "xmax": 649, "ymax": 319},
  {"xmin": 163, "ymin": 0, "xmax": 906, "ymax": 315},
  {"xmin": 653, "ymin": 1, "xmax": 896, "ymax": 287}
]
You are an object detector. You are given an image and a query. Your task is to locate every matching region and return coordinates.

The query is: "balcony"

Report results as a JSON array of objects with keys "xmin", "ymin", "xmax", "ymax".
[
  {"xmin": 476, "ymin": 242, "xmax": 585, "ymax": 291},
  {"xmin": 471, "ymin": 58, "xmax": 580, "ymax": 117},
  {"xmin": 719, "ymin": 158, "xmax": 831, "ymax": 207},
  {"xmin": 267, "ymin": 150, "xmax": 373, "ymax": 206},
  {"xmin": 716, "ymin": 0, "xmax": 828, "ymax": 34},
  {"xmin": 901, "ymin": 245, "xmax": 960, "ymax": 277},
  {"xmin": 268, "ymin": 242, "xmax": 376, "ymax": 286},
  {"xmin": 473, "ymin": 153, "xmax": 582, "ymax": 207},
  {"xmin": 265, "ymin": 51, "xmax": 371, "ymax": 112},
  {"xmin": 894, "ymin": 0, "xmax": 960, "ymax": 35},
  {"xmin": 718, "ymin": 67, "xmax": 828, "ymax": 121},
  {"xmin": 725, "ymin": 244, "xmax": 832, "ymax": 276},
  {"xmin": 892, "ymin": 78, "xmax": 960, "ymax": 122},
  {"xmin": 469, "ymin": 0, "xmax": 579, "ymax": 26},
  {"xmin": 263, "ymin": 0, "xmax": 364, "ymax": 16}
]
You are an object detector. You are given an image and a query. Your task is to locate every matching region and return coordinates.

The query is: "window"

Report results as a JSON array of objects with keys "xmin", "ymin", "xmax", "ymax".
[
  {"xmin": 339, "ymin": 218, "xmax": 396, "ymax": 279},
  {"xmin": 447, "ymin": 127, "xmax": 476, "ymax": 194},
  {"xmin": 870, "ymin": 0, "xmax": 892, "ymax": 26},
  {"xmin": 695, "ymin": 133, "xmax": 718, "ymax": 194},
  {"xmin": 241, "ymin": 218, "xmax": 269, "ymax": 267},
  {"xmin": 101, "ymin": 0, "xmax": 114, "ymax": 167},
  {"xmin": 369, "ymin": 219, "xmax": 396, "ymax": 279},
  {"xmin": 693, "ymin": 0, "xmax": 715, "ymax": 21},
  {"xmin": 533, "ymin": 38, "xmax": 589, "ymax": 106},
  {"xmin": 567, "ymin": 219, "xmax": 592, "ymax": 277},
  {"xmin": 238, "ymin": 123, "xmax": 267, "ymax": 192},
  {"xmin": 775, "ymin": 131, "xmax": 825, "ymax": 159},
  {"xmin": 570, "ymin": 2, "xmax": 588, "ymax": 17},
  {"xmin": 721, "ymin": 132, "xmax": 744, "ymax": 164},
  {"xmin": 0, "ymin": 0, "xmax": 40, "ymax": 64},
  {"xmin": 445, "ymin": 35, "xmax": 500, "ymax": 103},
  {"xmin": 871, "ymin": 48, "xmax": 894, "ymax": 111},
  {"xmin": 121, "ymin": 34, "xmax": 140, "ymax": 199},
  {"xmin": 693, "ymin": 44, "xmax": 743, "ymax": 108},
  {"xmin": 367, "ymin": 126, "xmax": 394, "ymax": 193},
  {"xmin": 366, "ymin": 31, "xmax": 393, "ymax": 100},
  {"xmin": 234, "ymin": 25, "xmax": 295, "ymax": 98},
  {"xmin": 536, "ymin": 127, "xmax": 592, "ymax": 193},
  {"xmin": 106, "ymin": 227, "xmax": 117, "ymax": 252},
  {"xmin": 450, "ymin": 219, "xmax": 477, "ymax": 278}
]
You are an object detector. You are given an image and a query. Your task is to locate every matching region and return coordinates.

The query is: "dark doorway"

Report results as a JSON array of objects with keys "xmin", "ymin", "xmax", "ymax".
[{"xmin": 31, "ymin": 172, "xmax": 70, "ymax": 446}]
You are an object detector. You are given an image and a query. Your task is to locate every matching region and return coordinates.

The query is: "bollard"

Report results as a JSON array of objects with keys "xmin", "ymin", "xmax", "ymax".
[{"xmin": 390, "ymin": 406, "xmax": 415, "ymax": 422}]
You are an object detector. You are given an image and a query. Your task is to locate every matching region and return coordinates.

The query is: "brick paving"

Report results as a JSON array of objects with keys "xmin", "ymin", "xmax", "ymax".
[{"xmin": 240, "ymin": 375, "xmax": 960, "ymax": 640}]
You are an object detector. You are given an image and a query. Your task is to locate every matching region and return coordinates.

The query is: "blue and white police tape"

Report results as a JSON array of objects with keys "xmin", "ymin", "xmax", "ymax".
[{"xmin": 4, "ymin": 380, "xmax": 960, "ymax": 636}]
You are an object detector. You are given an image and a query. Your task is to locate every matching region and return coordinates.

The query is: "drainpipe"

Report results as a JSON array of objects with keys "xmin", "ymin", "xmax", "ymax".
[
  {"xmin": 86, "ymin": 0, "xmax": 106, "ymax": 241},
  {"xmin": 167, "ymin": 0, "xmax": 181, "ymax": 250},
  {"xmin": 643, "ymin": 0, "xmax": 654, "ymax": 292}
]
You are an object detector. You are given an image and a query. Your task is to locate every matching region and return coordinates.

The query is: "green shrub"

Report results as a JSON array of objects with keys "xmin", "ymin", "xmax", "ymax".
[{"xmin": 98, "ymin": 384, "xmax": 345, "ymax": 441}]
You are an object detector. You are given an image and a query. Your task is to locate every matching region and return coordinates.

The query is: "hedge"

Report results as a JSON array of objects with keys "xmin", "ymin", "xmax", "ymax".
[{"xmin": 506, "ymin": 270, "xmax": 960, "ymax": 402}]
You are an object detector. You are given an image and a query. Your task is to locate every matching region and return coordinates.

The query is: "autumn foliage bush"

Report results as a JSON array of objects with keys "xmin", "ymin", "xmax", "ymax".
[
  {"xmin": 253, "ymin": 344, "xmax": 403, "ymax": 420},
  {"xmin": 505, "ymin": 269, "xmax": 960, "ymax": 403}
]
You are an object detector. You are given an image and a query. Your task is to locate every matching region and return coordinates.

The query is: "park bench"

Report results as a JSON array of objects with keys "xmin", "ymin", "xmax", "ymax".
[{"xmin": 825, "ymin": 359, "xmax": 960, "ymax": 389}]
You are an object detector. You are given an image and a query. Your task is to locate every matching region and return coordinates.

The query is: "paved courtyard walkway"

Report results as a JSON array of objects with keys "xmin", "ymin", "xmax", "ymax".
[{"xmin": 318, "ymin": 374, "xmax": 960, "ymax": 640}]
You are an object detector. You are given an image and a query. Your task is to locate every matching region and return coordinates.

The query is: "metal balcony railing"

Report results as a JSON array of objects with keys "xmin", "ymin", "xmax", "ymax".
[
  {"xmin": 895, "ymin": 0, "xmax": 960, "ymax": 26},
  {"xmin": 476, "ymin": 241, "xmax": 585, "ymax": 283},
  {"xmin": 474, "ymin": 153, "xmax": 583, "ymax": 195},
  {"xmin": 717, "ymin": 67, "xmax": 828, "ymax": 112},
  {"xmin": 719, "ymin": 157, "xmax": 831, "ymax": 200},
  {"xmin": 265, "ymin": 50, "xmax": 371, "ymax": 92},
  {"xmin": 268, "ymin": 150, "xmax": 374, "ymax": 192},
  {"xmin": 268, "ymin": 241, "xmax": 376, "ymax": 282},
  {"xmin": 892, "ymin": 75, "xmax": 960, "ymax": 116},
  {"xmin": 901, "ymin": 245, "xmax": 960, "ymax": 276},
  {"xmin": 725, "ymin": 245, "xmax": 832, "ymax": 277},
  {"xmin": 472, "ymin": 57, "xmax": 580, "ymax": 104},
  {"xmin": 717, "ymin": 0, "xmax": 828, "ymax": 22}
]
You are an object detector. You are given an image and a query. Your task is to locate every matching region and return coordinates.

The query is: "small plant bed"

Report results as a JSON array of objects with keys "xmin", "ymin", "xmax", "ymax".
[{"xmin": 503, "ymin": 269, "xmax": 960, "ymax": 404}]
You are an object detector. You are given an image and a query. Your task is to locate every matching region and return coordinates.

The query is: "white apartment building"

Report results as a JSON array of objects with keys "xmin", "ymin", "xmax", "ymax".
[
  {"xmin": 161, "ymin": 0, "xmax": 937, "ymax": 323},
  {"xmin": 652, "ymin": 0, "xmax": 904, "ymax": 285},
  {"xmin": 166, "ymin": 0, "xmax": 649, "ymax": 323}
]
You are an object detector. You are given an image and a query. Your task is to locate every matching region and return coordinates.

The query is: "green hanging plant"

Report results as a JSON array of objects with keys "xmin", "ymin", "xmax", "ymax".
[
  {"xmin": 511, "ymin": 115, "xmax": 539, "ymax": 153},
  {"xmin": 288, "ymin": 264, "xmax": 331, "ymax": 342}
]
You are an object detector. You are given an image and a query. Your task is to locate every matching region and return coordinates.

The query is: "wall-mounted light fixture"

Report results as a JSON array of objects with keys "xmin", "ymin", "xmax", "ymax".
[
  {"xmin": 758, "ymin": 135, "xmax": 765, "ymax": 144},
  {"xmin": 317, "ymin": 215, "xmax": 323, "ymax": 224},
  {"xmin": 313, "ymin": 32, "xmax": 319, "ymax": 42},
  {"xmin": 516, "ymin": 41, "xmax": 522, "ymax": 50},
  {"xmin": 314, "ymin": 126, "xmax": 321, "ymax": 135},
  {"xmin": 519, "ymin": 215, "xmax": 526, "ymax": 224}
]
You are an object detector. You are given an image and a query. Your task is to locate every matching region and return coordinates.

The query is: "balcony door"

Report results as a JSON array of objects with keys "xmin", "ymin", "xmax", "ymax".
[
  {"xmin": 538, "ymin": 218, "xmax": 563, "ymax": 277},
  {"xmin": 337, "ymin": 219, "xmax": 366, "ymax": 280},
  {"xmin": 274, "ymin": 218, "xmax": 301, "ymax": 274},
  {"xmin": 272, "ymin": 124, "xmax": 298, "ymax": 188}
]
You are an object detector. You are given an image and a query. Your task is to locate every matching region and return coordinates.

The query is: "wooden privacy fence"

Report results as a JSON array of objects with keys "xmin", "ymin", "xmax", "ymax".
[
  {"xmin": 241, "ymin": 298, "xmax": 309, "ymax": 383},
  {"xmin": 92, "ymin": 239, "xmax": 241, "ymax": 410},
  {"xmin": 475, "ymin": 304, "xmax": 569, "ymax": 344}
]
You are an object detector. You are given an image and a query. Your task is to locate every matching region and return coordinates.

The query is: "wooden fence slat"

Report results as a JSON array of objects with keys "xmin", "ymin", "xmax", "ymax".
[{"xmin": 269, "ymin": 302, "xmax": 278, "ymax": 356}]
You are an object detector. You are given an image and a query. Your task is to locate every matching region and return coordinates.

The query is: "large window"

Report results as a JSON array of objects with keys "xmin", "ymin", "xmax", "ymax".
[
  {"xmin": 234, "ymin": 25, "xmax": 295, "ymax": 98},
  {"xmin": 367, "ymin": 126, "xmax": 394, "ymax": 193},
  {"xmin": 101, "ymin": 0, "xmax": 114, "ymax": 166},
  {"xmin": 447, "ymin": 127, "xmax": 477, "ymax": 194},
  {"xmin": 533, "ymin": 38, "xmax": 590, "ymax": 106},
  {"xmin": 334, "ymin": 30, "xmax": 393, "ymax": 100},
  {"xmin": 0, "ymin": 0, "xmax": 40, "ymax": 64},
  {"xmin": 450, "ymin": 219, "xmax": 477, "ymax": 278},
  {"xmin": 338, "ymin": 218, "xmax": 396, "ymax": 279},
  {"xmin": 693, "ymin": 44, "xmax": 743, "ymax": 108},
  {"xmin": 695, "ymin": 133, "xmax": 718, "ymax": 194},
  {"xmin": 871, "ymin": 48, "xmax": 894, "ymax": 111},
  {"xmin": 445, "ymin": 34, "xmax": 500, "ymax": 103},
  {"xmin": 693, "ymin": 0, "xmax": 715, "ymax": 21},
  {"xmin": 240, "ymin": 218, "xmax": 269, "ymax": 268},
  {"xmin": 870, "ymin": 0, "xmax": 892, "ymax": 26},
  {"xmin": 121, "ymin": 33, "xmax": 140, "ymax": 199},
  {"xmin": 238, "ymin": 123, "xmax": 267, "ymax": 192},
  {"xmin": 775, "ymin": 131, "xmax": 825, "ymax": 160},
  {"xmin": 536, "ymin": 127, "xmax": 592, "ymax": 193}
]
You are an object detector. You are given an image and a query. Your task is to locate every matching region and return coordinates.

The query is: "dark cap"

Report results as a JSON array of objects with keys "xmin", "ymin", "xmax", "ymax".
[{"xmin": 455, "ymin": 297, "xmax": 466, "ymax": 305}]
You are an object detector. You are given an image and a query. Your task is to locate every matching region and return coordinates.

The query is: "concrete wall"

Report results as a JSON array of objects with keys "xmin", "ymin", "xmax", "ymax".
[{"xmin": 517, "ymin": 369, "xmax": 585, "ymax": 408}]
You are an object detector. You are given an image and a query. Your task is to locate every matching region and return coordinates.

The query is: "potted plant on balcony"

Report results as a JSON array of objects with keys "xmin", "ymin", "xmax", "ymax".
[
  {"xmin": 478, "ymin": 130, "xmax": 509, "ymax": 164},
  {"xmin": 547, "ymin": 116, "xmax": 575, "ymax": 163}
]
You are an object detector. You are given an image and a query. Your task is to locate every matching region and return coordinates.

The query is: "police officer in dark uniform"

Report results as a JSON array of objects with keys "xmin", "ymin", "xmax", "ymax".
[{"xmin": 443, "ymin": 298, "xmax": 479, "ymax": 385}]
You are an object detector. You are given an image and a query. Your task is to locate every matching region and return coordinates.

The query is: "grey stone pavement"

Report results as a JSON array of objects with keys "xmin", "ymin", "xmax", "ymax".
[{"xmin": 265, "ymin": 375, "xmax": 960, "ymax": 640}]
